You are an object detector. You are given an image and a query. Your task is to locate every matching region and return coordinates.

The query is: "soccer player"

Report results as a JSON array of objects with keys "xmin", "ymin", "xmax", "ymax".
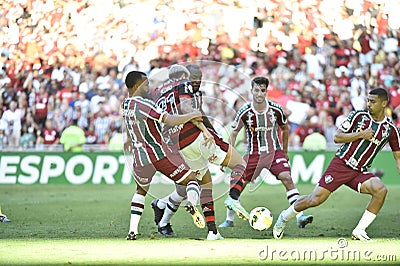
[
  {"xmin": 122, "ymin": 71, "xmax": 205, "ymax": 240},
  {"xmin": 218, "ymin": 77, "xmax": 313, "ymax": 229},
  {"xmin": 273, "ymin": 88, "xmax": 400, "ymax": 241},
  {"xmin": 152, "ymin": 64, "xmax": 226, "ymax": 240},
  {"xmin": 152, "ymin": 64, "xmax": 248, "ymax": 237}
]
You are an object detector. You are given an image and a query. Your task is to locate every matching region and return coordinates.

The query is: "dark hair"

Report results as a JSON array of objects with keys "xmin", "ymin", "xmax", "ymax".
[
  {"xmin": 251, "ymin": 77, "xmax": 269, "ymax": 89},
  {"xmin": 125, "ymin": 71, "xmax": 146, "ymax": 88},
  {"xmin": 369, "ymin": 87, "xmax": 388, "ymax": 102},
  {"xmin": 186, "ymin": 64, "xmax": 202, "ymax": 75}
]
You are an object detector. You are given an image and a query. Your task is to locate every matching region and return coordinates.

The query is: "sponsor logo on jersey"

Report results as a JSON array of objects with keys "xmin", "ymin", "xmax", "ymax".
[
  {"xmin": 254, "ymin": 126, "xmax": 274, "ymax": 132},
  {"xmin": 324, "ymin": 175, "xmax": 333, "ymax": 184},
  {"xmin": 369, "ymin": 136, "xmax": 382, "ymax": 146},
  {"xmin": 168, "ymin": 124, "xmax": 184, "ymax": 135},
  {"xmin": 135, "ymin": 176, "xmax": 150, "ymax": 185},
  {"xmin": 170, "ymin": 163, "xmax": 186, "ymax": 178},
  {"xmin": 208, "ymin": 154, "xmax": 218, "ymax": 163}
]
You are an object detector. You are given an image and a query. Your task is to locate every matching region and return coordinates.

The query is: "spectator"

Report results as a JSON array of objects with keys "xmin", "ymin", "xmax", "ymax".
[
  {"xmin": 20, "ymin": 123, "xmax": 36, "ymax": 149},
  {"xmin": 60, "ymin": 119, "xmax": 86, "ymax": 152},
  {"xmin": 36, "ymin": 118, "xmax": 60, "ymax": 149},
  {"xmin": 302, "ymin": 127, "xmax": 327, "ymax": 151},
  {"xmin": 2, "ymin": 101, "xmax": 22, "ymax": 148}
]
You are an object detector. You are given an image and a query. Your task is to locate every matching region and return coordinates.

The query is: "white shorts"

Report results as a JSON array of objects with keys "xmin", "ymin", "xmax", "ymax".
[{"xmin": 180, "ymin": 132, "xmax": 227, "ymax": 180}]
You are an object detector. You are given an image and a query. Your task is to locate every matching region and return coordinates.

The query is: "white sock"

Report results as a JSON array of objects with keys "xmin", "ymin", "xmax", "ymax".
[
  {"xmin": 296, "ymin": 211, "xmax": 305, "ymax": 219},
  {"xmin": 157, "ymin": 197, "xmax": 168, "ymax": 209},
  {"xmin": 281, "ymin": 203, "xmax": 299, "ymax": 221},
  {"xmin": 186, "ymin": 181, "xmax": 200, "ymax": 206},
  {"xmin": 286, "ymin": 188, "xmax": 300, "ymax": 205},
  {"xmin": 159, "ymin": 203, "xmax": 178, "ymax": 227},
  {"xmin": 226, "ymin": 209, "xmax": 235, "ymax": 222},
  {"xmin": 129, "ymin": 193, "xmax": 145, "ymax": 234},
  {"xmin": 355, "ymin": 210, "xmax": 376, "ymax": 231}
]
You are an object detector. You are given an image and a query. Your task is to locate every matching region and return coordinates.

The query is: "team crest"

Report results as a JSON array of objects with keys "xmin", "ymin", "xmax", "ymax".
[
  {"xmin": 324, "ymin": 175, "xmax": 333, "ymax": 184},
  {"xmin": 382, "ymin": 124, "xmax": 390, "ymax": 139},
  {"xmin": 268, "ymin": 109, "xmax": 276, "ymax": 124}
]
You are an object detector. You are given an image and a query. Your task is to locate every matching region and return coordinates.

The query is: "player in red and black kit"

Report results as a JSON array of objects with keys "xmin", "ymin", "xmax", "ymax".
[
  {"xmin": 151, "ymin": 64, "xmax": 248, "ymax": 240},
  {"xmin": 273, "ymin": 88, "xmax": 400, "ymax": 241},
  {"xmin": 219, "ymin": 77, "xmax": 313, "ymax": 229},
  {"xmin": 122, "ymin": 71, "xmax": 205, "ymax": 240}
]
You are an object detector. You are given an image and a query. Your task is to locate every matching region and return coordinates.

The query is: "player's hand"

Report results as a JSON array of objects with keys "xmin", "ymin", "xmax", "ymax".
[
  {"xmin": 191, "ymin": 116, "xmax": 203, "ymax": 123},
  {"xmin": 361, "ymin": 128, "xmax": 374, "ymax": 140},
  {"xmin": 203, "ymin": 130, "xmax": 215, "ymax": 149},
  {"xmin": 124, "ymin": 141, "xmax": 132, "ymax": 153}
]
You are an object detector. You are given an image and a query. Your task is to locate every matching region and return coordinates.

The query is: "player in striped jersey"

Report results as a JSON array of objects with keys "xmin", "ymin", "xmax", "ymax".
[
  {"xmin": 123, "ymin": 71, "xmax": 205, "ymax": 240},
  {"xmin": 219, "ymin": 77, "xmax": 313, "ymax": 229},
  {"xmin": 152, "ymin": 64, "xmax": 248, "ymax": 239},
  {"xmin": 273, "ymin": 88, "xmax": 400, "ymax": 241}
]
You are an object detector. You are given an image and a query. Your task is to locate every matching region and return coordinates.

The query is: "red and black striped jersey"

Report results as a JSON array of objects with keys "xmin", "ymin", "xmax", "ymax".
[
  {"xmin": 232, "ymin": 100, "xmax": 287, "ymax": 154},
  {"xmin": 337, "ymin": 110, "xmax": 400, "ymax": 172},
  {"xmin": 121, "ymin": 96, "xmax": 168, "ymax": 167},
  {"xmin": 155, "ymin": 79, "xmax": 202, "ymax": 149}
]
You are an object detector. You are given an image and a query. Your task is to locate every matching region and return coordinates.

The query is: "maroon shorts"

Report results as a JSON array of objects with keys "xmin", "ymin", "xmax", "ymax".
[
  {"xmin": 134, "ymin": 151, "xmax": 192, "ymax": 186},
  {"xmin": 318, "ymin": 156, "xmax": 375, "ymax": 192},
  {"xmin": 243, "ymin": 150, "xmax": 290, "ymax": 182}
]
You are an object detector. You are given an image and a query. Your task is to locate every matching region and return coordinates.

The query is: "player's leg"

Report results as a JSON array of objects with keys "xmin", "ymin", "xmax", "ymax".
[
  {"xmin": 199, "ymin": 170, "xmax": 224, "ymax": 240},
  {"xmin": 126, "ymin": 163, "xmax": 156, "ymax": 240},
  {"xmin": 126, "ymin": 183, "xmax": 148, "ymax": 240},
  {"xmin": 276, "ymin": 171, "xmax": 314, "ymax": 228},
  {"xmin": 156, "ymin": 184, "xmax": 187, "ymax": 237},
  {"xmin": 0, "ymin": 206, "xmax": 10, "ymax": 222},
  {"xmin": 273, "ymin": 185, "xmax": 330, "ymax": 239},
  {"xmin": 350, "ymin": 175, "xmax": 387, "ymax": 241},
  {"xmin": 221, "ymin": 145, "xmax": 249, "ymax": 220},
  {"xmin": 273, "ymin": 156, "xmax": 354, "ymax": 239},
  {"xmin": 219, "ymin": 153, "xmax": 255, "ymax": 227},
  {"xmin": 154, "ymin": 155, "xmax": 205, "ymax": 230}
]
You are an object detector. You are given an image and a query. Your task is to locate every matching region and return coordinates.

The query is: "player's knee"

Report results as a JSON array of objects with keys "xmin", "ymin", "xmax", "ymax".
[
  {"xmin": 278, "ymin": 174, "xmax": 293, "ymax": 185},
  {"xmin": 366, "ymin": 178, "xmax": 387, "ymax": 197},
  {"xmin": 372, "ymin": 182, "xmax": 387, "ymax": 198}
]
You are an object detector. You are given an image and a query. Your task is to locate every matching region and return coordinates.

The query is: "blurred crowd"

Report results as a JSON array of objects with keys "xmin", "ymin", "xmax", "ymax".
[{"xmin": 0, "ymin": 0, "xmax": 399, "ymax": 150}]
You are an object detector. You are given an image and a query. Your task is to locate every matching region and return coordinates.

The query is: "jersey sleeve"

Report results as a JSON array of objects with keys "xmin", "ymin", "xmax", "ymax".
[
  {"xmin": 124, "ymin": 97, "xmax": 166, "ymax": 123},
  {"xmin": 231, "ymin": 106, "xmax": 247, "ymax": 132},
  {"xmin": 388, "ymin": 124, "xmax": 400, "ymax": 152},
  {"xmin": 338, "ymin": 110, "xmax": 359, "ymax": 133},
  {"xmin": 273, "ymin": 104, "xmax": 287, "ymax": 126},
  {"xmin": 139, "ymin": 100, "xmax": 166, "ymax": 123}
]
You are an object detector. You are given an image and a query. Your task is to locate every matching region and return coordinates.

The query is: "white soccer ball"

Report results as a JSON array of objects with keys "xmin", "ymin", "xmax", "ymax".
[{"xmin": 249, "ymin": 207, "xmax": 273, "ymax": 231}]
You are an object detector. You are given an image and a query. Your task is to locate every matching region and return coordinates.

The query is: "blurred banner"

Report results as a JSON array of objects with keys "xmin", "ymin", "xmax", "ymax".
[{"xmin": 0, "ymin": 151, "xmax": 396, "ymax": 185}]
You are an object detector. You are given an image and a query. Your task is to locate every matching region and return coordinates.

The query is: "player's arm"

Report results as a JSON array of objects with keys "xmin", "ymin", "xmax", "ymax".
[
  {"xmin": 393, "ymin": 151, "xmax": 400, "ymax": 174},
  {"xmin": 124, "ymin": 132, "xmax": 132, "ymax": 153},
  {"xmin": 179, "ymin": 95, "xmax": 214, "ymax": 145},
  {"xmin": 280, "ymin": 123, "xmax": 289, "ymax": 160},
  {"xmin": 229, "ymin": 130, "xmax": 239, "ymax": 147},
  {"xmin": 334, "ymin": 128, "xmax": 374, "ymax": 143},
  {"xmin": 162, "ymin": 110, "xmax": 202, "ymax": 127}
]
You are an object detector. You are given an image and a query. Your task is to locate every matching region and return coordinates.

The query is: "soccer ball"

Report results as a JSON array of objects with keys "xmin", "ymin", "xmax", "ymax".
[{"xmin": 249, "ymin": 207, "xmax": 273, "ymax": 231}]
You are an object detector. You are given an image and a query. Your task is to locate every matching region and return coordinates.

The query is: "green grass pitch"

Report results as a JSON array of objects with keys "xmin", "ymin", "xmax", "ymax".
[{"xmin": 1, "ymin": 184, "xmax": 399, "ymax": 265}]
